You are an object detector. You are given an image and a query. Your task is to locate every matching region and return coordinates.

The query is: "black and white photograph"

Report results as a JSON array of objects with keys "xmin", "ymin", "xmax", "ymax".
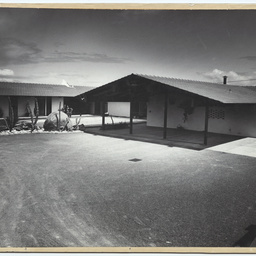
[{"xmin": 1, "ymin": 4, "xmax": 256, "ymax": 250}]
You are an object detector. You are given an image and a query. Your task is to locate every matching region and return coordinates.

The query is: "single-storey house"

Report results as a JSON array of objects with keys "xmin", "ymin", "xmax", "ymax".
[
  {"xmin": 82, "ymin": 73, "xmax": 256, "ymax": 144},
  {"xmin": 0, "ymin": 81, "xmax": 92, "ymax": 120}
]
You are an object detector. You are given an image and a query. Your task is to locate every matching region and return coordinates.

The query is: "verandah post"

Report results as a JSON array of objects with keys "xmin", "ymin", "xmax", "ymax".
[
  {"xmin": 163, "ymin": 90, "xmax": 168, "ymax": 139},
  {"xmin": 129, "ymin": 100, "xmax": 133, "ymax": 134},
  {"xmin": 58, "ymin": 101, "xmax": 61, "ymax": 131},
  {"xmin": 101, "ymin": 101, "xmax": 105, "ymax": 130},
  {"xmin": 204, "ymin": 99, "xmax": 209, "ymax": 145}
]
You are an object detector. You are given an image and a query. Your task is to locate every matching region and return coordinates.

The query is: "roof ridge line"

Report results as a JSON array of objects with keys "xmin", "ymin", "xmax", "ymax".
[
  {"xmin": 0, "ymin": 80, "xmax": 83, "ymax": 87},
  {"xmin": 135, "ymin": 73, "xmax": 241, "ymax": 86}
]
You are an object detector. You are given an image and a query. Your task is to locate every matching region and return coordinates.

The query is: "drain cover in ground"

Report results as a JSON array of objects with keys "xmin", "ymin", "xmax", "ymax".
[{"xmin": 129, "ymin": 158, "xmax": 142, "ymax": 162}]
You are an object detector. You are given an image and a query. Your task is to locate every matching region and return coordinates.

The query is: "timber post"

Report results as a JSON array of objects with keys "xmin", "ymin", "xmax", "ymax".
[
  {"xmin": 129, "ymin": 100, "xmax": 133, "ymax": 134},
  {"xmin": 101, "ymin": 101, "xmax": 105, "ymax": 130},
  {"xmin": 204, "ymin": 99, "xmax": 209, "ymax": 145},
  {"xmin": 58, "ymin": 101, "xmax": 61, "ymax": 131},
  {"xmin": 163, "ymin": 90, "xmax": 168, "ymax": 139}
]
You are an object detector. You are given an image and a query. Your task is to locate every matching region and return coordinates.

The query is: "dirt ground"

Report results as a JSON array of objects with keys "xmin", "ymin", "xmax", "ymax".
[{"xmin": 1, "ymin": 132, "xmax": 256, "ymax": 247}]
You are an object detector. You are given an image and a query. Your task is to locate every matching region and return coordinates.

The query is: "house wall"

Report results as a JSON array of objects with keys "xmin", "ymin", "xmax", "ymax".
[
  {"xmin": 147, "ymin": 94, "xmax": 205, "ymax": 130},
  {"xmin": 18, "ymin": 97, "xmax": 63, "ymax": 117},
  {"xmin": 89, "ymin": 102, "xmax": 95, "ymax": 114},
  {"xmin": 0, "ymin": 96, "xmax": 64, "ymax": 118},
  {"xmin": 208, "ymin": 105, "xmax": 256, "ymax": 137},
  {"xmin": 52, "ymin": 97, "xmax": 64, "ymax": 112},
  {"xmin": 147, "ymin": 93, "xmax": 256, "ymax": 137},
  {"xmin": 147, "ymin": 94, "xmax": 166, "ymax": 127},
  {"xmin": 0, "ymin": 96, "xmax": 9, "ymax": 117},
  {"xmin": 108, "ymin": 102, "xmax": 130, "ymax": 117},
  {"xmin": 0, "ymin": 96, "xmax": 36, "ymax": 118},
  {"xmin": 18, "ymin": 97, "xmax": 36, "ymax": 116}
]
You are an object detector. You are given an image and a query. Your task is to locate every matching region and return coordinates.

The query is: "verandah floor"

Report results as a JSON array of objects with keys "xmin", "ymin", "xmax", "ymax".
[{"xmin": 85, "ymin": 122, "xmax": 243, "ymax": 150}]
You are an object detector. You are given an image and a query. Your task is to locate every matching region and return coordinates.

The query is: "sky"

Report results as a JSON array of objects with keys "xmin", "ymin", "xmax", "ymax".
[{"xmin": 1, "ymin": 8, "xmax": 256, "ymax": 87}]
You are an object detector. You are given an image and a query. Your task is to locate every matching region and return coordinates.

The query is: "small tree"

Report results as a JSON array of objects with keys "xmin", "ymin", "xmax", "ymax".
[
  {"xmin": 62, "ymin": 104, "xmax": 73, "ymax": 117},
  {"xmin": 26, "ymin": 97, "xmax": 39, "ymax": 133},
  {"xmin": 73, "ymin": 117, "xmax": 81, "ymax": 130},
  {"xmin": 7, "ymin": 97, "xmax": 15, "ymax": 132},
  {"xmin": 179, "ymin": 99, "xmax": 194, "ymax": 123}
]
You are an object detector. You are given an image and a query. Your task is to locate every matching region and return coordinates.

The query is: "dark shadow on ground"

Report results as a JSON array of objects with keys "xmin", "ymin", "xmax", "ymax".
[
  {"xmin": 233, "ymin": 225, "xmax": 256, "ymax": 247},
  {"xmin": 84, "ymin": 123, "xmax": 243, "ymax": 151}
]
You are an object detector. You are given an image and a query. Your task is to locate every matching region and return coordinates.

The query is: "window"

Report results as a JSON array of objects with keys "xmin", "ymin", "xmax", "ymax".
[{"xmin": 37, "ymin": 97, "xmax": 46, "ymax": 116}]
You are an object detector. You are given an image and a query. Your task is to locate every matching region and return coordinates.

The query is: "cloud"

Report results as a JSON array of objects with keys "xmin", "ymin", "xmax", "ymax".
[
  {"xmin": 0, "ymin": 37, "xmax": 42, "ymax": 65},
  {"xmin": 0, "ymin": 37, "xmax": 129, "ymax": 66},
  {"xmin": 3, "ymin": 71, "xmax": 90, "ymax": 86},
  {"xmin": 0, "ymin": 71, "xmax": 51, "ymax": 83},
  {"xmin": 0, "ymin": 68, "xmax": 16, "ymax": 82},
  {"xmin": 0, "ymin": 68, "xmax": 19, "ymax": 82},
  {"xmin": 200, "ymin": 69, "xmax": 254, "ymax": 85},
  {"xmin": 0, "ymin": 78, "xmax": 16, "ymax": 82},
  {"xmin": 240, "ymin": 56, "xmax": 256, "ymax": 61},
  {"xmin": 0, "ymin": 69, "xmax": 14, "ymax": 76},
  {"xmin": 42, "ymin": 51, "xmax": 130, "ymax": 64}
]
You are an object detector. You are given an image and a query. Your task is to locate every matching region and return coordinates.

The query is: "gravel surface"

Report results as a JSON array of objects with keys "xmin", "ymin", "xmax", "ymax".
[{"xmin": 1, "ymin": 132, "xmax": 256, "ymax": 247}]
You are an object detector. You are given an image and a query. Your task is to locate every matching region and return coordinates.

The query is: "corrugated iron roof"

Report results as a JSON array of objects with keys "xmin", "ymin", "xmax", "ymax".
[
  {"xmin": 137, "ymin": 74, "xmax": 256, "ymax": 104},
  {"xmin": 244, "ymin": 86, "xmax": 256, "ymax": 92},
  {"xmin": 0, "ymin": 81, "xmax": 92, "ymax": 97}
]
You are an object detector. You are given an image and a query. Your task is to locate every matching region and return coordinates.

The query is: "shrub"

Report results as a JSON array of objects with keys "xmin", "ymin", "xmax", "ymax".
[
  {"xmin": 7, "ymin": 97, "xmax": 15, "ymax": 131},
  {"xmin": 26, "ymin": 98, "xmax": 39, "ymax": 133}
]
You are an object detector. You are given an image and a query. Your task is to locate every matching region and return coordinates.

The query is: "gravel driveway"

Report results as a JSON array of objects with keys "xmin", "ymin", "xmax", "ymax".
[{"xmin": 1, "ymin": 132, "xmax": 256, "ymax": 247}]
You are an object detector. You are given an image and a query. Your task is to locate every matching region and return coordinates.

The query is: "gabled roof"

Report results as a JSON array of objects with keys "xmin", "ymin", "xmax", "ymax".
[
  {"xmin": 84, "ymin": 74, "xmax": 256, "ymax": 104},
  {"xmin": 0, "ymin": 81, "xmax": 93, "ymax": 97},
  {"xmin": 244, "ymin": 86, "xmax": 256, "ymax": 92},
  {"xmin": 138, "ymin": 74, "xmax": 256, "ymax": 104}
]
